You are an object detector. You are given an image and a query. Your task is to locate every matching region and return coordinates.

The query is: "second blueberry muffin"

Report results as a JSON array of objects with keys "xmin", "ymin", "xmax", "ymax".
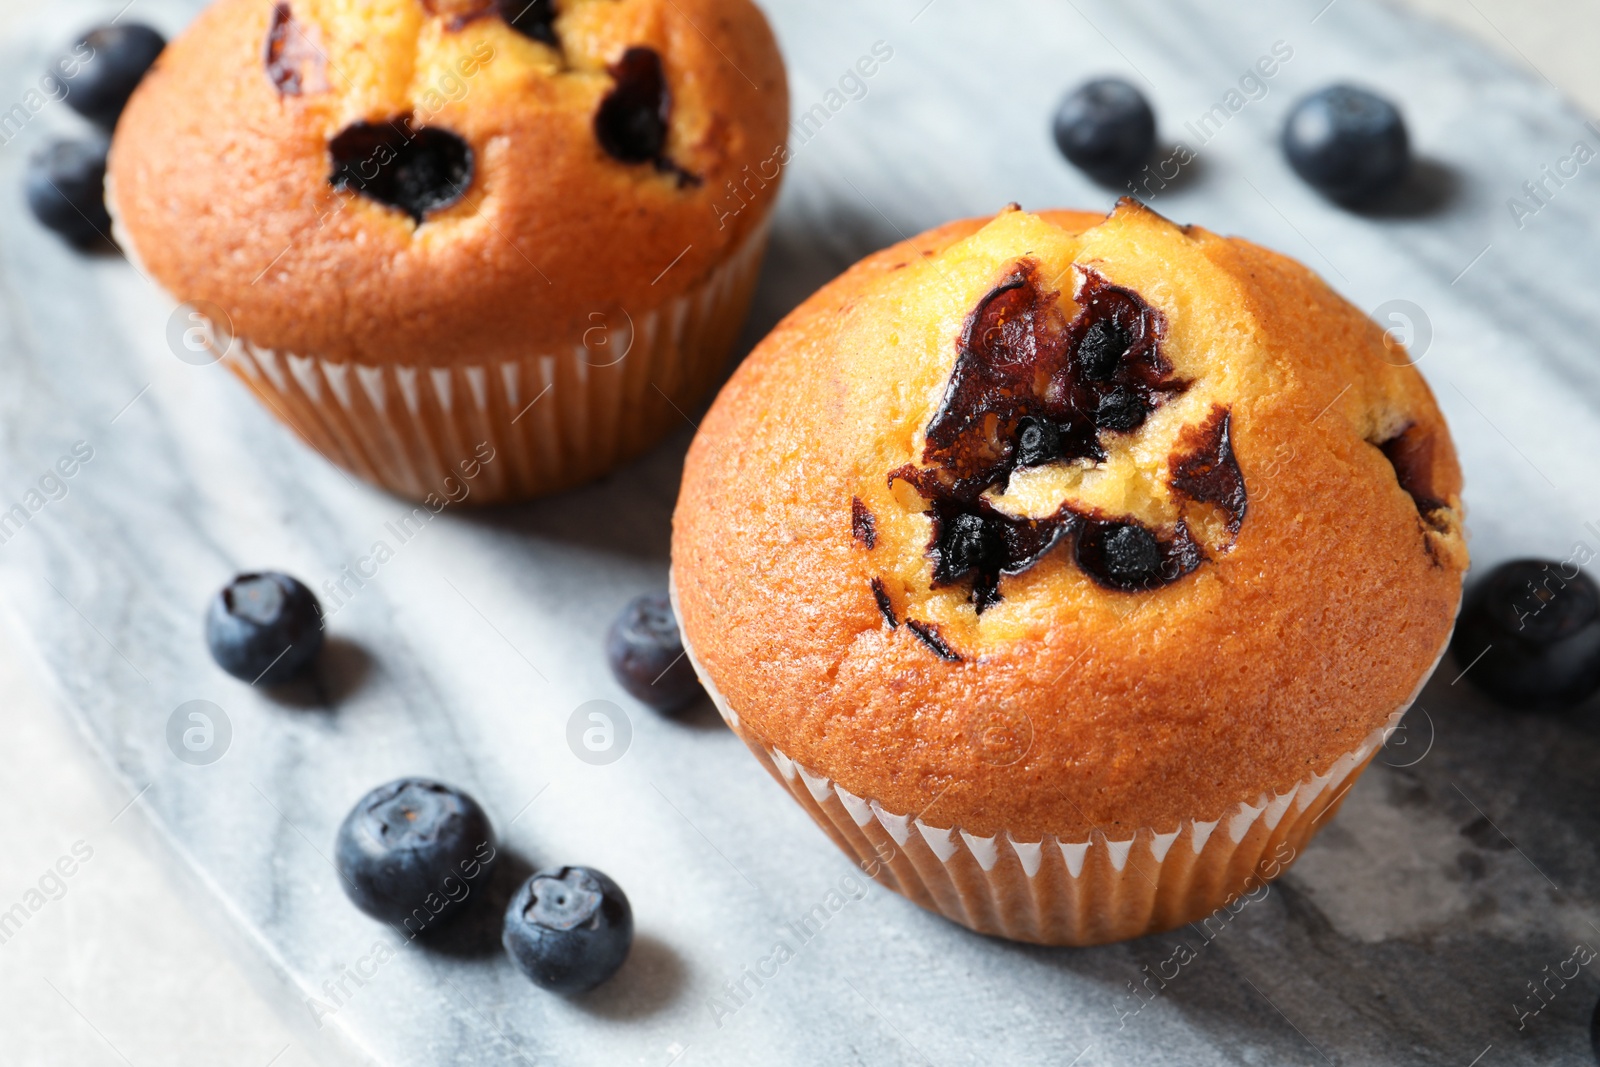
[{"xmin": 109, "ymin": 0, "xmax": 788, "ymax": 502}]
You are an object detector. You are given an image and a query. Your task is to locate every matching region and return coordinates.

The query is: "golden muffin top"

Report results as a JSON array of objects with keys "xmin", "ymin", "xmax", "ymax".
[
  {"xmin": 109, "ymin": 0, "xmax": 787, "ymax": 364},
  {"xmin": 673, "ymin": 201, "xmax": 1466, "ymax": 841}
]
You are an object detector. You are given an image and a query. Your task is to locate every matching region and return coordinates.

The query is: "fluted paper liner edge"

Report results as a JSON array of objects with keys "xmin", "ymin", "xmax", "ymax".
[
  {"xmin": 670, "ymin": 568, "xmax": 1450, "ymax": 946},
  {"xmin": 111, "ymin": 178, "xmax": 769, "ymax": 505}
]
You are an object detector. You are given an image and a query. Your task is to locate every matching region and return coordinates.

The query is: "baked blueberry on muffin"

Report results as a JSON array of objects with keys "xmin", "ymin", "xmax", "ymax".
[
  {"xmin": 109, "ymin": 0, "xmax": 787, "ymax": 502},
  {"xmin": 672, "ymin": 200, "xmax": 1466, "ymax": 946}
]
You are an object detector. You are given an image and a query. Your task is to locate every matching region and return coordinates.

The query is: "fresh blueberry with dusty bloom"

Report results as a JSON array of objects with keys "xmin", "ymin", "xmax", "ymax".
[
  {"xmin": 606, "ymin": 593, "xmax": 702, "ymax": 713},
  {"xmin": 1451, "ymin": 559, "xmax": 1600, "ymax": 710},
  {"xmin": 25, "ymin": 138, "xmax": 112, "ymax": 249},
  {"xmin": 1282, "ymin": 84, "xmax": 1410, "ymax": 203},
  {"xmin": 335, "ymin": 778, "xmax": 498, "ymax": 931},
  {"xmin": 205, "ymin": 572, "xmax": 323, "ymax": 684},
  {"xmin": 1052, "ymin": 78, "xmax": 1156, "ymax": 184},
  {"xmin": 60, "ymin": 24, "xmax": 166, "ymax": 129},
  {"xmin": 502, "ymin": 866, "xmax": 632, "ymax": 993}
]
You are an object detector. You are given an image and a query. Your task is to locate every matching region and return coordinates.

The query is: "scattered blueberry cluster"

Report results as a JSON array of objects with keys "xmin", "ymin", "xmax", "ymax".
[
  {"xmin": 24, "ymin": 23, "xmax": 165, "ymax": 248},
  {"xmin": 1053, "ymin": 77, "xmax": 1411, "ymax": 205},
  {"xmin": 204, "ymin": 574, "xmax": 703, "ymax": 711},
  {"xmin": 201, "ymin": 571, "xmax": 698, "ymax": 992},
  {"xmin": 336, "ymin": 778, "xmax": 633, "ymax": 994}
]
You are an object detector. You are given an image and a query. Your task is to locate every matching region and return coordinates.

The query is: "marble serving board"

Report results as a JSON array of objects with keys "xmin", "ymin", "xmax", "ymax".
[{"xmin": 5, "ymin": 0, "xmax": 1600, "ymax": 1063}]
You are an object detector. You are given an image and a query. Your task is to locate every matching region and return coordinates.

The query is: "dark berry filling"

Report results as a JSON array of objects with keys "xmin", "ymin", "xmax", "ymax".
[
  {"xmin": 1066, "ymin": 269, "xmax": 1180, "ymax": 437},
  {"xmin": 1076, "ymin": 318, "xmax": 1129, "ymax": 381},
  {"xmin": 870, "ymin": 578, "xmax": 898, "ymax": 628},
  {"xmin": 1376, "ymin": 423, "xmax": 1449, "ymax": 531},
  {"xmin": 1095, "ymin": 524, "xmax": 1160, "ymax": 581},
  {"xmin": 596, "ymin": 47, "xmax": 668, "ymax": 162},
  {"xmin": 595, "ymin": 47, "xmax": 698, "ymax": 185},
  {"xmin": 1094, "ymin": 386, "xmax": 1144, "ymax": 433},
  {"xmin": 1169, "ymin": 405, "xmax": 1247, "ymax": 534},
  {"xmin": 498, "ymin": 0, "xmax": 559, "ymax": 45},
  {"xmin": 419, "ymin": 0, "xmax": 558, "ymax": 40},
  {"xmin": 1014, "ymin": 417, "xmax": 1061, "ymax": 468},
  {"xmin": 935, "ymin": 511, "xmax": 998, "ymax": 584},
  {"xmin": 1076, "ymin": 520, "xmax": 1201, "ymax": 592},
  {"xmin": 329, "ymin": 119, "xmax": 474, "ymax": 222},
  {"xmin": 920, "ymin": 268, "xmax": 1077, "ymax": 495},
  {"xmin": 851, "ymin": 496, "xmax": 876, "ymax": 548},
  {"xmin": 922, "ymin": 498, "xmax": 1077, "ymax": 610},
  {"xmin": 906, "ymin": 619, "xmax": 960, "ymax": 661},
  {"xmin": 265, "ymin": 3, "xmax": 322, "ymax": 95},
  {"xmin": 887, "ymin": 260, "xmax": 1212, "ymax": 617},
  {"xmin": 919, "ymin": 263, "xmax": 1182, "ymax": 503}
]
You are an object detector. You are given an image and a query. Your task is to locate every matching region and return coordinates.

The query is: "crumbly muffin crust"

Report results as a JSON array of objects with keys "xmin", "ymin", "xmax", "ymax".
[
  {"xmin": 673, "ymin": 201, "xmax": 1466, "ymax": 841},
  {"xmin": 109, "ymin": 0, "xmax": 787, "ymax": 365}
]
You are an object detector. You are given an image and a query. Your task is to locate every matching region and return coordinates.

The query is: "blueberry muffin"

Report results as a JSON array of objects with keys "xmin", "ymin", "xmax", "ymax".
[
  {"xmin": 109, "ymin": 0, "xmax": 787, "ymax": 502},
  {"xmin": 672, "ymin": 200, "xmax": 1466, "ymax": 945}
]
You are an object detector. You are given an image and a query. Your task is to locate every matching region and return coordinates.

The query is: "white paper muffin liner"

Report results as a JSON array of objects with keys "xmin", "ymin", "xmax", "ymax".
[
  {"xmin": 114, "ymin": 181, "xmax": 769, "ymax": 504},
  {"xmin": 672, "ymin": 571, "xmax": 1450, "ymax": 946}
]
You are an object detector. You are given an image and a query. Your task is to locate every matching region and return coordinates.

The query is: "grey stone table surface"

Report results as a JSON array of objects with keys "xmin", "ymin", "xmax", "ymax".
[{"xmin": 4, "ymin": 0, "xmax": 1600, "ymax": 1064}]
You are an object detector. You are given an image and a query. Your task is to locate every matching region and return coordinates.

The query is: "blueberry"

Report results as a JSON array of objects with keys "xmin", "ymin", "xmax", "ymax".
[
  {"xmin": 1014, "ymin": 417, "xmax": 1061, "ymax": 468},
  {"xmin": 503, "ymin": 866, "xmax": 632, "ymax": 994},
  {"xmin": 204, "ymin": 572, "xmax": 324, "ymax": 685},
  {"xmin": 595, "ymin": 47, "xmax": 670, "ymax": 165},
  {"xmin": 606, "ymin": 594, "xmax": 702, "ymax": 713},
  {"xmin": 1282, "ymin": 84, "xmax": 1410, "ymax": 204},
  {"xmin": 1094, "ymin": 386, "xmax": 1146, "ymax": 432},
  {"xmin": 936, "ymin": 510, "xmax": 997, "ymax": 581},
  {"xmin": 335, "ymin": 779, "xmax": 498, "ymax": 933},
  {"xmin": 1078, "ymin": 522, "xmax": 1164, "ymax": 590},
  {"xmin": 1451, "ymin": 559, "xmax": 1600, "ymax": 711},
  {"xmin": 25, "ymin": 138, "xmax": 112, "ymax": 249},
  {"xmin": 499, "ymin": 0, "xmax": 558, "ymax": 45},
  {"xmin": 60, "ymin": 24, "xmax": 166, "ymax": 128},
  {"xmin": 1103, "ymin": 524, "xmax": 1161, "ymax": 581},
  {"xmin": 1052, "ymin": 78, "xmax": 1156, "ymax": 184},
  {"xmin": 1076, "ymin": 319, "xmax": 1129, "ymax": 381},
  {"xmin": 329, "ymin": 120, "xmax": 474, "ymax": 223}
]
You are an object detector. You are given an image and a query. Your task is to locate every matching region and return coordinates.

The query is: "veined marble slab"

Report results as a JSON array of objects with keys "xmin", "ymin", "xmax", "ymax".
[{"xmin": 3, "ymin": 0, "xmax": 1600, "ymax": 1063}]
